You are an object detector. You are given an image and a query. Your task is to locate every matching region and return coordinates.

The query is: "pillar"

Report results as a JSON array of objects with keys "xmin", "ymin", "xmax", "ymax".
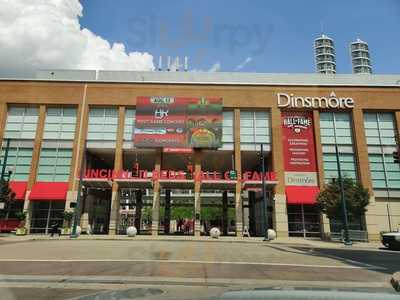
[
  {"xmin": 222, "ymin": 191, "xmax": 228, "ymax": 235},
  {"xmin": 234, "ymin": 109, "xmax": 243, "ymax": 236},
  {"xmin": 25, "ymin": 105, "xmax": 46, "ymax": 233},
  {"xmin": 194, "ymin": 149, "xmax": 202, "ymax": 236},
  {"xmin": 164, "ymin": 189, "xmax": 171, "ymax": 234},
  {"xmin": 66, "ymin": 84, "xmax": 88, "ymax": 228},
  {"xmin": 151, "ymin": 149, "xmax": 162, "ymax": 235},
  {"xmin": 271, "ymin": 107, "xmax": 288, "ymax": 237},
  {"xmin": 108, "ymin": 106, "xmax": 125, "ymax": 235},
  {"xmin": 135, "ymin": 190, "xmax": 142, "ymax": 234},
  {"xmin": 0, "ymin": 103, "xmax": 7, "ymax": 143},
  {"xmin": 352, "ymin": 108, "xmax": 379, "ymax": 241}
]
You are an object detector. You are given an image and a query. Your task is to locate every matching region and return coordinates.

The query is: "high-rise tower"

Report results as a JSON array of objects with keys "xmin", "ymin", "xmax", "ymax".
[
  {"xmin": 350, "ymin": 38, "xmax": 372, "ymax": 74},
  {"xmin": 314, "ymin": 34, "xmax": 336, "ymax": 74}
]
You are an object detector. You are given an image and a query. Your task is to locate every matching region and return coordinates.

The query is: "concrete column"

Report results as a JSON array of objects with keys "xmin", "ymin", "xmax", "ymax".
[
  {"xmin": 164, "ymin": 189, "xmax": 171, "ymax": 234},
  {"xmin": 135, "ymin": 190, "xmax": 142, "ymax": 234},
  {"xmin": 321, "ymin": 213, "xmax": 331, "ymax": 240},
  {"xmin": 234, "ymin": 109, "xmax": 243, "ymax": 236},
  {"xmin": 108, "ymin": 106, "xmax": 125, "ymax": 235},
  {"xmin": 151, "ymin": 149, "xmax": 162, "ymax": 235},
  {"xmin": 271, "ymin": 107, "xmax": 288, "ymax": 237},
  {"xmin": 222, "ymin": 191, "xmax": 228, "ymax": 235},
  {"xmin": 108, "ymin": 184, "xmax": 119, "ymax": 235},
  {"xmin": 66, "ymin": 85, "xmax": 88, "ymax": 211},
  {"xmin": 352, "ymin": 108, "xmax": 380, "ymax": 241},
  {"xmin": 194, "ymin": 149, "xmax": 202, "ymax": 236},
  {"xmin": 0, "ymin": 103, "xmax": 7, "ymax": 143},
  {"xmin": 25, "ymin": 105, "xmax": 46, "ymax": 233}
]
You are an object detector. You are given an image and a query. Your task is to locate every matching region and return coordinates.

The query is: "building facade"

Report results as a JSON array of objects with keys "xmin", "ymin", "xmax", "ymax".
[{"xmin": 1, "ymin": 71, "xmax": 400, "ymax": 240}]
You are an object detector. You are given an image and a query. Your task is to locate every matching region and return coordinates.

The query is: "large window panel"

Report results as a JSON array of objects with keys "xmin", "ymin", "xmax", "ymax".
[
  {"xmin": 37, "ymin": 148, "xmax": 73, "ymax": 182},
  {"xmin": 87, "ymin": 107, "xmax": 118, "ymax": 142},
  {"xmin": 0, "ymin": 147, "xmax": 33, "ymax": 181},
  {"xmin": 364, "ymin": 112, "xmax": 399, "ymax": 190},
  {"xmin": 320, "ymin": 112, "xmax": 357, "ymax": 183},
  {"xmin": 240, "ymin": 111, "xmax": 270, "ymax": 151},
  {"xmin": 5, "ymin": 106, "xmax": 39, "ymax": 140},
  {"xmin": 43, "ymin": 107, "xmax": 77, "ymax": 140}
]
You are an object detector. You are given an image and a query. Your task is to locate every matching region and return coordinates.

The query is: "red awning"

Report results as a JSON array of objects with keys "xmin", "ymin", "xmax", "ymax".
[
  {"xmin": 9, "ymin": 181, "xmax": 27, "ymax": 201},
  {"xmin": 285, "ymin": 186, "xmax": 320, "ymax": 205},
  {"xmin": 29, "ymin": 182, "xmax": 69, "ymax": 201}
]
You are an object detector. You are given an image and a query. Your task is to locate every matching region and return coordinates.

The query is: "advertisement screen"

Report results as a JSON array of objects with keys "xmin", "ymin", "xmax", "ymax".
[
  {"xmin": 134, "ymin": 96, "xmax": 222, "ymax": 148},
  {"xmin": 281, "ymin": 111, "xmax": 318, "ymax": 186}
]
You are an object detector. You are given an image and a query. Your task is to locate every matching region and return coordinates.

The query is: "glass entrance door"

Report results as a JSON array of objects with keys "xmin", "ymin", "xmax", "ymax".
[
  {"xmin": 288, "ymin": 204, "xmax": 321, "ymax": 238},
  {"xmin": 30, "ymin": 201, "xmax": 65, "ymax": 234}
]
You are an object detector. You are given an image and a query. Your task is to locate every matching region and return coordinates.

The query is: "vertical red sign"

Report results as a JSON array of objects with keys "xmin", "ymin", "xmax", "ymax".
[{"xmin": 281, "ymin": 111, "xmax": 318, "ymax": 186}]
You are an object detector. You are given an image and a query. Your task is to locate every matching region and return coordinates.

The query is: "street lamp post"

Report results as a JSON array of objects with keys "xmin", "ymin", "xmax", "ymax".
[
  {"xmin": 334, "ymin": 144, "xmax": 352, "ymax": 246},
  {"xmin": 260, "ymin": 143, "xmax": 270, "ymax": 241}
]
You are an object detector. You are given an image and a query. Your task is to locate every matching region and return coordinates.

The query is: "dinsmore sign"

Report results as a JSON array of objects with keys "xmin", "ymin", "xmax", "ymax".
[{"xmin": 277, "ymin": 92, "xmax": 354, "ymax": 109}]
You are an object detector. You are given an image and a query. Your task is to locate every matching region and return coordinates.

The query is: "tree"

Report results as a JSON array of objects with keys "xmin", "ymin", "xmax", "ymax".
[
  {"xmin": 0, "ymin": 179, "xmax": 16, "ymax": 219},
  {"xmin": 317, "ymin": 178, "xmax": 370, "ymax": 223}
]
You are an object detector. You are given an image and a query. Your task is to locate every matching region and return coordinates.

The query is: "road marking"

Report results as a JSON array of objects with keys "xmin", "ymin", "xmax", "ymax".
[{"xmin": 0, "ymin": 259, "xmax": 386, "ymax": 270}]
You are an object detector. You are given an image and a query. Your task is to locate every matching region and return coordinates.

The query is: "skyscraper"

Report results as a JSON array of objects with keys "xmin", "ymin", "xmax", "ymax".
[
  {"xmin": 350, "ymin": 38, "xmax": 372, "ymax": 74},
  {"xmin": 314, "ymin": 34, "xmax": 336, "ymax": 74}
]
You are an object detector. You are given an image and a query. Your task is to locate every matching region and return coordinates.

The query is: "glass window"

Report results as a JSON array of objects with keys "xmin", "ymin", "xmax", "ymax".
[
  {"xmin": 222, "ymin": 111, "xmax": 234, "ymax": 146},
  {"xmin": 4, "ymin": 106, "xmax": 39, "ymax": 140},
  {"xmin": 364, "ymin": 112, "xmax": 399, "ymax": 189},
  {"xmin": 320, "ymin": 112, "xmax": 357, "ymax": 183},
  {"xmin": 240, "ymin": 111, "xmax": 270, "ymax": 150},
  {"xmin": 37, "ymin": 148, "xmax": 73, "ymax": 182},
  {"xmin": 87, "ymin": 107, "xmax": 118, "ymax": 141},
  {"xmin": 43, "ymin": 107, "xmax": 77, "ymax": 140},
  {"xmin": 0, "ymin": 147, "xmax": 33, "ymax": 181}
]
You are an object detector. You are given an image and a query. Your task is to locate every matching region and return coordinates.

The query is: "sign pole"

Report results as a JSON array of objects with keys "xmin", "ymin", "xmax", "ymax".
[
  {"xmin": 335, "ymin": 144, "xmax": 352, "ymax": 246},
  {"xmin": 261, "ymin": 143, "xmax": 270, "ymax": 241}
]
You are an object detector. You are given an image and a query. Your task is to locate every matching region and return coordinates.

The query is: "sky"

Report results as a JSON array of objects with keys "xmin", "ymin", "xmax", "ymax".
[{"xmin": 0, "ymin": 0, "xmax": 399, "ymax": 77}]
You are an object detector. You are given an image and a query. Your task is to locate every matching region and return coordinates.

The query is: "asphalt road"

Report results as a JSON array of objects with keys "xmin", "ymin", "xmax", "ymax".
[{"xmin": 0, "ymin": 240, "xmax": 399, "ymax": 299}]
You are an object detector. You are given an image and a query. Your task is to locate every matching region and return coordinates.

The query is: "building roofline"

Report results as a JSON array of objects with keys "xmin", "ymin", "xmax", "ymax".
[{"xmin": 0, "ymin": 70, "xmax": 400, "ymax": 88}]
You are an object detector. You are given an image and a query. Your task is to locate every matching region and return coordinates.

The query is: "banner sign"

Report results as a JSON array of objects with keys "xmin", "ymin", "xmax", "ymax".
[
  {"xmin": 134, "ymin": 96, "xmax": 222, "ymax": 148},
  {"xmin": 281, "ymin": 111, "xmax": 318, "ymax": 186},
  {"xmin": 84, "ymin": 168, "xmax": 276, "ymax": 182}
]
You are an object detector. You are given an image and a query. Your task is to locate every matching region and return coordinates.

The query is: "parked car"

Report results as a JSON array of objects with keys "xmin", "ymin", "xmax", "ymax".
[{"xmin": 381, "ymin": 232, "xmax": 400, "ymax": 250}]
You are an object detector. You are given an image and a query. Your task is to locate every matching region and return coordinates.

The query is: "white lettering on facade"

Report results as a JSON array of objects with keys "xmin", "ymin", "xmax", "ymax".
[{"xmin": 277, "ymin": 92, "xmax": 354, "ymax": 109}]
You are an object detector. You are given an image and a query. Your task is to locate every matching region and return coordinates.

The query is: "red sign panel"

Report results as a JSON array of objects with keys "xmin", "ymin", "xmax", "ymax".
[
  {"xmin": 134, "ymin": 96, "xmax": 222, "ymax": 148},
  {"xmin": 281, "ymin": 111, "xmax": 318, "ymax": 187}
]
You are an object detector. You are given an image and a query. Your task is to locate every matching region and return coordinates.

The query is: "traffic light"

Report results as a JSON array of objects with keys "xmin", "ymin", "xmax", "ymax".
[
  {"xmin": 70, "ymin": 202, "xmax": 76, "ymax": 208},
  {"xmin": 393, "ymin": 151, "xmax": 400, "ymax": 164}
]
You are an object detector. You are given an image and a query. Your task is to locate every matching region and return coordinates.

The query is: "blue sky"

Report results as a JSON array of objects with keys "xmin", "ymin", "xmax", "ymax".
[{"xmin": 79, "ymin": 0, "xmax": 400, "ymax": 74}]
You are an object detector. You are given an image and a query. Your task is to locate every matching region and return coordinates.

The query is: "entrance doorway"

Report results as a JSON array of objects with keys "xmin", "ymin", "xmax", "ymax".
[
  {"xmin": 247, "ymin": 191, "xmax": 273, "ymax": 237},
  {"xmin": 287, "ymin": 204, "xmax": 321, "ymax": 238},
  {"xmin": 159, "ymin": 189, "xmax": 195, "ymax": 235},
  {"xmin": 30, "ymin": 201, "xmax": 65, "ymax": 234},
  {"xmin": 85, "ymin": 188, "xmax": 112, "ymax": 234},
  {"xmin": 118, "ymin": 188, "xmax": 152, "ymax": 235}
]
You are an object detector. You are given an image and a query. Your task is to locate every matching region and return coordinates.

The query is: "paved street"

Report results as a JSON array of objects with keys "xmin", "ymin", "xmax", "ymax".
[{"xmin": 0, "ymin": 238, "xmax": 399, "ymax": 299}]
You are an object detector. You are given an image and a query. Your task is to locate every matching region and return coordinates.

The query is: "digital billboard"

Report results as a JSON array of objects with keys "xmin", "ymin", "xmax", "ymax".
[{"xmin": 134, "ymin": 96, "xmax": 222, "ymax": 148}]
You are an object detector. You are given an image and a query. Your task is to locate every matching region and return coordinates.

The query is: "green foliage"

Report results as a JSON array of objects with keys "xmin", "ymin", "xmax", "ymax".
[
  {"xmin": 63, "ymin": 211, "xmax": 74, "ymax": 221},
  {"xmin": 0, "ymin": 179, "xmax": 16, "ymax": 206},
  {"xmin": 317, "ymin": 178, "xmax": 370, "ymax": 221},
  {"xmin": 15, "ymin": 210, "xmax": 27, "ymax": 221}
]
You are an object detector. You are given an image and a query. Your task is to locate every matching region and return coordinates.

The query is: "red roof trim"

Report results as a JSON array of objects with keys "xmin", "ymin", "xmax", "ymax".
[
  {"xmin": 29, "ymin": 182, "xmax": 69, "ymax": 201},
  {"xmin": 9, "ymin": 181, "xmax": 27, "ymax": 201}
]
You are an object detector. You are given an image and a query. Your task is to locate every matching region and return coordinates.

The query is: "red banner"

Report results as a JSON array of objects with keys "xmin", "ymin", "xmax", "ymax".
[{"xmin": 281, "ymin": 111, "xmax": 318, "ymax": 187}]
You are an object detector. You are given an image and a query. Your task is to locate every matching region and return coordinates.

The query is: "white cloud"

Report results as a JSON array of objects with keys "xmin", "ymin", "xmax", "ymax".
[
  {"xmin": 235, "ymin": 57, "xmax": 252, "ymax": 70},
  {"xmin": 190, "ymin": 61, "xmax": 221, "ymax": 73},
  {"xmin": 0, "ymin": 0, "xmax": 154, "ymax": 77},
  {"xmin": 208, "ymin": 61, "xmax": 221, "ymax": 72}
]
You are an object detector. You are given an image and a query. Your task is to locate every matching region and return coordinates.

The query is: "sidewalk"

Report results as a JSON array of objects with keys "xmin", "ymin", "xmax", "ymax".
[{"xmin": 0, "ymin": 233, "xmax": 383, "ymax": 250}]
